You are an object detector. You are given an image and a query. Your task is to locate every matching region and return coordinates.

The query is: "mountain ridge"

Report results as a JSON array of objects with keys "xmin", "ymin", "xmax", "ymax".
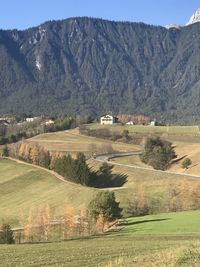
[{"xmin": 0, "ymin": 16, "xmax": 200, "ymax": 124}]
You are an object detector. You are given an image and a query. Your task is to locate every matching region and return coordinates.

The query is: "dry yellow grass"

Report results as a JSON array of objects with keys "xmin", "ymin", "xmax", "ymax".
[
  {"xmin": 169, "ymin": 140, "xmax": 200, "ymax": 176},
  {"xmin": 29, "ymin": 130, "xmax": 139, "ymax": 157}
]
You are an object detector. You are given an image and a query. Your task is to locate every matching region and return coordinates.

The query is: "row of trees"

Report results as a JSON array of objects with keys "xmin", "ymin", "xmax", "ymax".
[
  {"xmin": 1, "ymin": 191, "xmax": 122, "ymax": 244},
  {"xmin": 7, "ymin": 142, "xmax": 119, "ymax": 187},
  {"xmin": 117, "ymin": 114, "xmax": 151, "ymax": 125},
  {"xmin": 79, "ymin": 126, "xmax": 138, "ymax": 144},
  {"xmin": 55, "ymin": 153, "xmax": 92, "ymax": 186},
  {"xmin": 124, "ymin": 180, "xmax": 200, "ymax": 217}
]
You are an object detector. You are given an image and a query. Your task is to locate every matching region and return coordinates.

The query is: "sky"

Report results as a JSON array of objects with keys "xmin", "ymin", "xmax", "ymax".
[{"xmin": 0, "ymin": 0, "xmax": 199, "ymax": 30}]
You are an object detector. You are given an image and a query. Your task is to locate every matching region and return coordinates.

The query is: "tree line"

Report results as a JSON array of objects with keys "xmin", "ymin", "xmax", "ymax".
[
  {"xmin": 0, "ymin": 115, "xmax": 92, "ymax": 146},
  {"xmin": 6, "ymin": 142, "xmax": 120, "ymax": 187},
  {"xmin": 1, "ymin": 191, "xmax": 122, "ymax": 244}
]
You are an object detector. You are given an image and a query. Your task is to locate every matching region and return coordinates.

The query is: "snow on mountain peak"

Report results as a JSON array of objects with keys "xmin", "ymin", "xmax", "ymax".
[{"xmin": 186, "ymin": 8, "xmax": 200, "ymax": 25}]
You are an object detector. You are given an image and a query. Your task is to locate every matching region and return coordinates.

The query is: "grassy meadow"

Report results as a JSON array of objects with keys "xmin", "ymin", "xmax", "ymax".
[
  {"xmin": 29, "ymin": 129, "xmax": 139, "ymax": 157},
  {"xmin": 1, "ymin": 211, "xmax": 200, "ymax": 266},
  {"xmin": 0, "ymin": 158, "xmax": 96, "ymax": 225},
  {"xmin": 87, "ymin": 123, "xmax": 200, "ymax": 136}
]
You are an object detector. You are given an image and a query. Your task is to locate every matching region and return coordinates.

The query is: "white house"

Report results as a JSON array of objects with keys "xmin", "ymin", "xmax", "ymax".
[
  {"xmin": 150, "ymin": 120, "xmax": 156, "ymax": 126},
  {"xmin": 100, "ymin": 114, "xmax": 115, "ymax": 125},
  {"xmin": 44, "ymin": 119, "xmax": 54, "ymax": 125},
  {"xmin": 25, "ymin": 117, "xmax": 41, "ymax": 122},
  {"xmin": 126, "ymin": 121, "xmax": 134, "ymax": 125}
]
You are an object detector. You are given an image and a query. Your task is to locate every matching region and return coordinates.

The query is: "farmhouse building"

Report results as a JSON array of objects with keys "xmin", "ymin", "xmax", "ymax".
[
  {"xmin": 150, "ymin": 120, "xmax": 156, "ymax": 126},
  {"xmin": 100, "ymin": 114, "xmax": 116, "ymax": 125}
]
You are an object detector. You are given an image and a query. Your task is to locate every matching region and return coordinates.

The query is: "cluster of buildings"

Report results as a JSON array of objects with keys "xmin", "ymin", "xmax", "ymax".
[
  {"xmin": 100, "ymin": 114, "xmax": 156, "ymax": 126},
  {"xmin": 0, "ymin": 116, "xmax": 54, "ymax": 128}
]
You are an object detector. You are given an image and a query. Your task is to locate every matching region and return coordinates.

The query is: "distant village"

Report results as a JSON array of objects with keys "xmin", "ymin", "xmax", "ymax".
[
  {"xmin": 0, "ymin": 116, "xmax": 54, "ymax": 127},
  {"xmin": 0, "ymin": 113, "xmax": 157, "ymax": 128}
]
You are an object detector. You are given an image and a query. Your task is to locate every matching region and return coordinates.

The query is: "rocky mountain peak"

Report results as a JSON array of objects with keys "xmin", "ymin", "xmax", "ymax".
[{"xmin": 186, "ymin": 8, "xmax": 200, "ymax": 25}]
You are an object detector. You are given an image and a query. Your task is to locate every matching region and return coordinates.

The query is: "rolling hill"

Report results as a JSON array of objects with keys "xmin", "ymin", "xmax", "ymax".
[{"xmin": 0, "ymin": 158, "xmax": 96, "ymax": 225}]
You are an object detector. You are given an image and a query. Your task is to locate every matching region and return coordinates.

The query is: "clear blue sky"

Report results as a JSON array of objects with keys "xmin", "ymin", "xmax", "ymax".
[{"xmin": 0, "ymin": 0, "xmax": 199, "ymax": 30}]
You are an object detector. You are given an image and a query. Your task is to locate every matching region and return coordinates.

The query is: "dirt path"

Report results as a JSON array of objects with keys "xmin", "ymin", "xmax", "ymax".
[
  {"xmin": 6, "ymin": 157, "xmax": 126, "ymax": 191},
  {"xmin": 7, "ymin": 157, "xmax": 85, "ymax": 188}
]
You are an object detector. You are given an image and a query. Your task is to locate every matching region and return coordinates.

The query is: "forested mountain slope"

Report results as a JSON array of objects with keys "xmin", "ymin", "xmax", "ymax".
[{"xmin": 0, "ymin": 17, "xmax": 200, "ymax": 123}]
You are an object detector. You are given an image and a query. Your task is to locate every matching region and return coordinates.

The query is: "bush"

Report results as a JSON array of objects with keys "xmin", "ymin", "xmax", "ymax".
[
  {"xmin": 182, "ymin": 158, "xmax": 192, "ymax": 169},
  {"xmin": 2, "ymin": 145, "xmax": 9, "ymax": 157},
  {"xmin": 0, "ymin": 224, "xmax": 15, "ymax": 244}
]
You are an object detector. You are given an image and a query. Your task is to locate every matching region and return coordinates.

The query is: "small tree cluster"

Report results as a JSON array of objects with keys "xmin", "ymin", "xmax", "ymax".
[
  {"xmin": 55, "ymin": 152, "xmax": 92, "ymax": 186},
  {"xmin": 9, "ymin": 142, "xmax": 51, "ymax": 169},
  {"xmin": 17, "ymin": 205, "xmax": 98, "ymax": 243},
  {"xmin": 140, "ymin": 137, "xmax": 176, "ymax": 170},
  {"xmin": 117, "ymin": 114, "xmax": 151, "ymax": 125}
]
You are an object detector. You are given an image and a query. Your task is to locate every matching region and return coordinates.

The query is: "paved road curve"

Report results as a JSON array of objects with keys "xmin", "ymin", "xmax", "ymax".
[{"xmin": 93, "ymin": 152, "xmax": 200, "ymax": 180}]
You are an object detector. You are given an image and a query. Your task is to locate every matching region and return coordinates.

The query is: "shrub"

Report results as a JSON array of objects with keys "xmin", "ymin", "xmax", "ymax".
[
  {"xmin": 0, "ymin": 224, "xmax": 15, "ymax": 244},
  {"xmin": 182, "ymin": 158, "xmax": 192, "ymax": 169}
]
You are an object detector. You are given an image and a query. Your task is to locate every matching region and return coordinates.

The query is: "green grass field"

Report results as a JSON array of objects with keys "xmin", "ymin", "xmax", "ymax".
[
  {"xmin": 118, "ymin": 210, "xmax": 200, "ymax": 235},
  {"xmin": 1, "ymin": 211, "xmax": 200, "ymax": 266},
  {"xmin": 0, "ymin": 159, "xmax": 96, "ymax": 225}
]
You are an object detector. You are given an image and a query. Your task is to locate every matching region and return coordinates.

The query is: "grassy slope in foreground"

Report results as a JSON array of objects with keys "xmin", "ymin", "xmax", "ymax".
[
  {"xmin": 118, "ymin": 210, "xmax": 200, "ymax": 235},
  {"xmin": 1, "ymin": 211, "xmax": 200, "ymax": 266},
  {"xmin": 0, "ymin": 159, "xmax": 96, "ymax": 225}
]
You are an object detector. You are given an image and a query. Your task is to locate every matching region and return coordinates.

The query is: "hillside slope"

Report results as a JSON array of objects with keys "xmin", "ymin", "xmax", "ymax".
[
  {"xmin": 0, "ymin": 17, "xmax": 200, "ymax": 123},
  {"xmin": 0, "ymin": 159, "xmax": 96, "ymax": 224}
]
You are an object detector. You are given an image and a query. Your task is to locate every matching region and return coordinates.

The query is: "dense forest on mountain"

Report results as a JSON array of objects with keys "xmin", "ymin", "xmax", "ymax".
[{"xmin": 0, "ymin": 17, "xmax": 200, "ymax": 123}]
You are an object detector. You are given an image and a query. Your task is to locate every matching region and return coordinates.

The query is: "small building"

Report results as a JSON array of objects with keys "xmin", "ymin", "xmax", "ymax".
[
  {"xmin": 25, "ymin": 117, "xmax": 41, "ymax": 122},
  {"xmin": 100, "ymin": 114, "xmax": 115, "ymax": 125},
  {"xmin": 44, "ymin": 119, "xmax": 54, "ymax": 125},
  {"xmin": 150, "ymin": 120, "xmax": 156, "ymax": 126},
  {"xmin": 126, "ymin": 121, "xmax": 134, "ymax": 125}
]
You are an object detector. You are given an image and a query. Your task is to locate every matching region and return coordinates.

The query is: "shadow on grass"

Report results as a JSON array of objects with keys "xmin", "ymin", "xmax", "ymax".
[
  {"xmin": 90, "ymin": 173, "xmax": 128, "ymax": 188},
  {"xmin": 118, "ymin": 218, "xmax": 170, "ymax": 227},
  {"xmin": 171, "ymin": 155, "xmax": 187, "ymax": 164}
]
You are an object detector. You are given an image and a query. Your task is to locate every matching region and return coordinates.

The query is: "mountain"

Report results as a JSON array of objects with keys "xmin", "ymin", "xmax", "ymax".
[
  {"xmin": 186, "ymin": 8, "xmax": 200, "ymax": 25},
  {"xmin": 0, "ymin": 15, "xmax": 200, "ymax": 124}
]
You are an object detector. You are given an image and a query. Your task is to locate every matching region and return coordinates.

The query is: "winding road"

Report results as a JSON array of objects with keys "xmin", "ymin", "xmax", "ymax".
[{"xmin": 93, "ymin": 151, "xmax": 200, "ymax": 180}]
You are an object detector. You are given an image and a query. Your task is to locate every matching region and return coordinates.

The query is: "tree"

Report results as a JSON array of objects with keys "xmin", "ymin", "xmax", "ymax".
[
  {"xmin": 99, "ymin": 162, "xmax": 113, "ymax": 176},
  {"xmin": 122, "ymin": 129, "xmax": 129, "ymax": 141},
  {"xmin": 2, "ymin": 145, "xmax": 9, "ymax": 157},
  {"xmin": 0, "ymin": 223, "xmax": 15, "ymax": 244},
  {"xmin": 140, "ymin": 137, "xmax": 176, "ymax": 170},
  {"xmin": 73, "ymin": 152, "xmax": 91, "ymax": 185},
  {"xmin": 182, "ymin": 158, "xmax": 192, "ymax": 169},
  {"xmin": 88, "ymin": 191, "xmax": 122, "ymax": 229}
]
